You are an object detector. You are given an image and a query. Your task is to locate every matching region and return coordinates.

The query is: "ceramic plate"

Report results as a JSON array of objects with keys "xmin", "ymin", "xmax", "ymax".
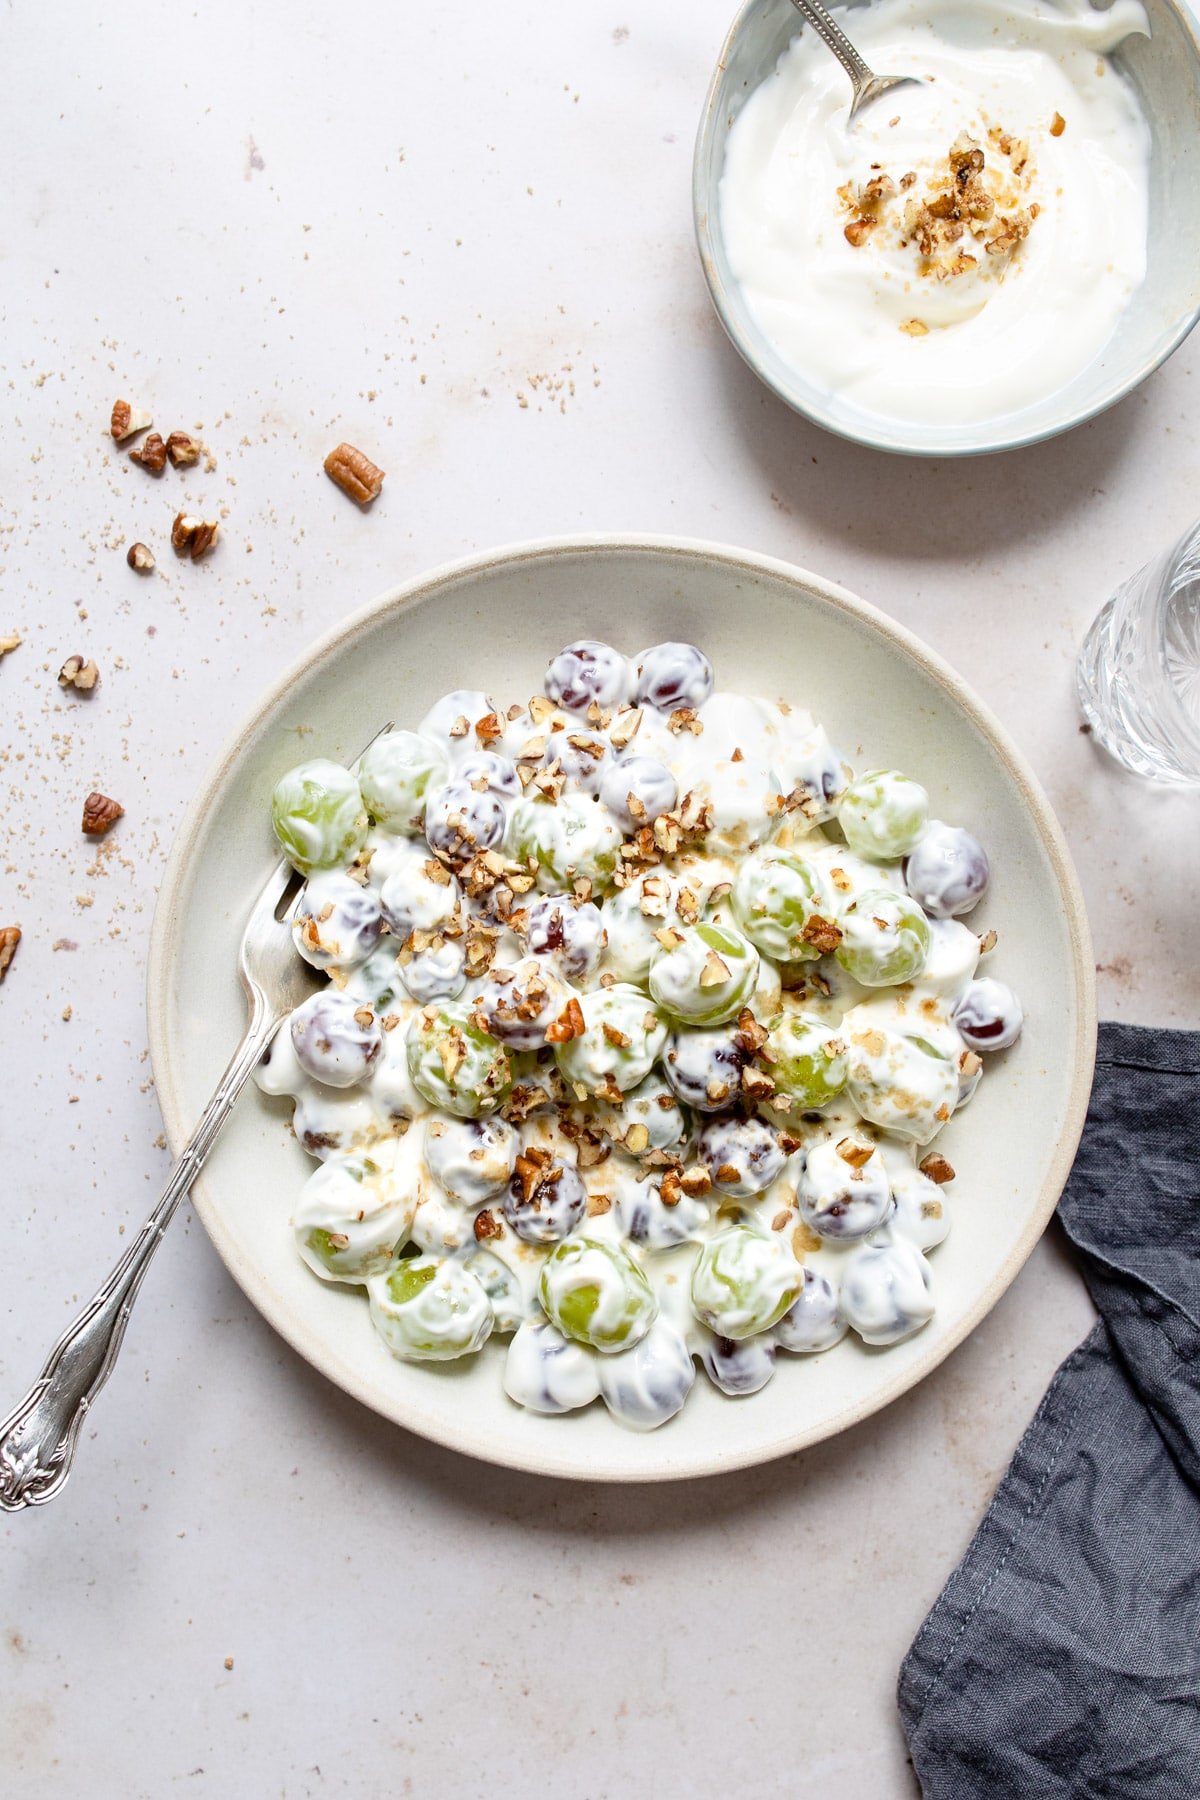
[{"xmin": 148, "ymin": 536, "xmax": 1096, "ymax": 1481}]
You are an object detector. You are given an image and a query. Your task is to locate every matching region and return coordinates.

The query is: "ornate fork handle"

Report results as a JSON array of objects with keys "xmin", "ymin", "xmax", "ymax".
[{"xmin": 0, "ymin": 994, "xmax": 279, "ymax": 1512}]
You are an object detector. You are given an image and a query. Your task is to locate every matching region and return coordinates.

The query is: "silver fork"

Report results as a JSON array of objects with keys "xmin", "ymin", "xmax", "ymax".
[
  {"xmin": 787, "ymin": 0, "xmax": 923, "ymax": 123},
  {"xmin": 0, "ymin": 829, "xmax": 340, "ymax": 1509}
]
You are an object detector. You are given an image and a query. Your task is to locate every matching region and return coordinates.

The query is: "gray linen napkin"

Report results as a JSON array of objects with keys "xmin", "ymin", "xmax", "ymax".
[{"xmin": 898, "ymin": 1021, "xmax": 1200, "ymax": 1797}]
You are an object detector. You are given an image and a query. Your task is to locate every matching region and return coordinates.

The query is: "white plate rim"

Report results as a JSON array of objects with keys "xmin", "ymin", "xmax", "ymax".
[{"xmin": 147, "ymin": 532, "xmax": 1097, "ymax": 1482}]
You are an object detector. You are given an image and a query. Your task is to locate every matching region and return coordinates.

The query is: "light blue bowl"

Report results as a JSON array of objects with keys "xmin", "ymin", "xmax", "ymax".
[{"xmin": 694, "ymin": 0, "xmax": 1200, "ymax": 456}]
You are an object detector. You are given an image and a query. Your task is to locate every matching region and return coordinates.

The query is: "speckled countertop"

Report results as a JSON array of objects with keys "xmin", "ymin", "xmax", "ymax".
[{"xmin": 3, "ymin": 2, "xmax": 1198, "ymax": 1794}]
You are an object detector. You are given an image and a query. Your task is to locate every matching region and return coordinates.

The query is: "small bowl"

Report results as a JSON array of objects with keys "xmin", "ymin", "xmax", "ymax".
[
  {"xmin": 149, "ymin": 536, "xmax": 1095, "ymax": 1483},
  {"xmin": 694, "ymin": 0, "xmax": 1200, "ymax": 456}
]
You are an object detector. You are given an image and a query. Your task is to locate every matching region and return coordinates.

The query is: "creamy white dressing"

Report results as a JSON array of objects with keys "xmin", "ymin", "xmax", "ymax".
[
  {"xmin": 258, "ymin": 638, "xmax": 1023, "ymax": 1430},
  {"xmin": 719, "ymin": 0, "xmax": 1151, "ymax": 426}
]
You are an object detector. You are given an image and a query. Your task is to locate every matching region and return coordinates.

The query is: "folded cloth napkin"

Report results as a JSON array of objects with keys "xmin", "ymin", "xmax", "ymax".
[{"xmin": 898, "ymin": 1021, "xmax": 1200, "ymax": 1798}]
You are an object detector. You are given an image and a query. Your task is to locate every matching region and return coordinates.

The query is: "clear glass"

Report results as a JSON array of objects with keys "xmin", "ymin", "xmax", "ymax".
[{"xmin": 1077, "ymin": 518, "xmax": 1200, "ymax": 787}]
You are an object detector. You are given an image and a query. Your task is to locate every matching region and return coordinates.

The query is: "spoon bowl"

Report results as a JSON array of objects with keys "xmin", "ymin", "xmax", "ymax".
[{"xmin": 788, "ymin": 0, "xmax": 923, "ymax": 121}]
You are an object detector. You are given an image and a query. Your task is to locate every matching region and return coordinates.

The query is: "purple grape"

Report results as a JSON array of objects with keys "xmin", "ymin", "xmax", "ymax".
[
  {"xmin": 663, "ymin": 1026, "xmax": 746, "ymax": 1112},
  {"xmin": 425, "ymin": 1115, "xmax": 518, "ymax": 1204},
  {"xmin": 456, "ymin": 750, "xmax": 521, "ymax": 800},
  {"xmin": 599, "ymin": 755, "xmax": 679, "ymax": 832},
  {"xmin": 290, "ymin": 991, "xmax": 381, "ymax": 1089},
  {"xmin": 616, "ymin": 1182, "xmax": 708, "ymax": 1251},
  {"xmin": 541, "ymin": 726, "xmax": 610, "ymax": 795},
  {"xmin": 635, "ymin": 642, "xmax": 713, "ymax": 713},
  {"xmin": 698, "ymin": 1115, "xmax": 787, "ymax": 1197},
  {"xmin": 292, "ymin": 872, "xmax": 382, "ymax": 970},
  {"xmin": 523, "ymin": 894, "xmax": 605, "ymax": 981},
  {"xmin": 955, "ymin": 977, "xmax": 1023, "ymax": 1051},
  {"xmin": 424, "ymin": 782, "xmax": 507, "ymax": 865},
  {"xmin": 544, "ymin": 640, "xmax": 633, "ymax": 712},
  {"xmin": 700, "ymin": 1333, "xmax": 776, "ymax": 1394},
  {"xmin": 478, "ymin": 958, "xmax": 567, "ymax": 1051},
  {"xmin": 398, "ymin": 937, "xmax": 467, "ymax": 1004},
  {"xmin": 904, "ymin": 821, "xmax": 990, "ymax": 918},
  {"xmin": 775, "ymin": 1268, "xmax": 846, "ymax": 1353},
  {"xmin": 504, "ymin": 1155, "xmax": 588, "ymax": 1244}
]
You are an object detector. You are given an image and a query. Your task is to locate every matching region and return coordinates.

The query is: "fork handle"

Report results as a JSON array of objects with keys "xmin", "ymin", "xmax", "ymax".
[
  {"xmin": 0, "ymin": 996, "xmax": 280, "ymax": 1512},
  {"xmin": 787, "ymin": 0, "xmax": 879, "ymax": 95}
]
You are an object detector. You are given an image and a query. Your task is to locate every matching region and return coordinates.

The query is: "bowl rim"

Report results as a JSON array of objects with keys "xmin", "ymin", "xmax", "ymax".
[
  {"xmin": 147, "ymin": 532, "xmax": 1097, "ymax": 1481},
  {"xmin": 692, "ymin": 0, "xmax": 1200, "ymax": 459}
]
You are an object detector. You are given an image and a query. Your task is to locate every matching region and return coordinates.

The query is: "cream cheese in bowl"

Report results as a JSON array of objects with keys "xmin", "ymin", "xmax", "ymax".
[{"xmin": 718, "ymin": 0, "xmax": 1151, "ymax": 427}]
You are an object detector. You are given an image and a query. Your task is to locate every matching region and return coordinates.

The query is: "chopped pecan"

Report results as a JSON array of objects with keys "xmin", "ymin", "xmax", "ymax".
[
  {"xmin": 81, "ymin": 791, "xmax": 124, "ymax": 836},
  {"xmin": 324, "ymin": 441, "xmax": 385, "ymax": 505},
  {"xmin": 659, "ymin": 1168, "xmax": 683, "ymax": 1208},
  {"xmin": 740, "ymin": 1066, "xmax": 776, "ymax": 1101},
  {"xmin": 129, "ymin": 432, "xmax": 167, "ymax": 473},
  {"xmin": 126, "ymin": 542, "xmax": 155, "ymax": 572},
  {"xmin": 0, "ymin": 632, "xmax": 20, "ymax": 657},
  {"xmin": 0, "ymin": 924, "xmax": 20, "ymax": 980},
  {"xmin": 801, "ymin": 915, "xmax": 843, "ymax": 954},
  {"xmin": 58, "ymin": 655, "xmax": 99, "ymax": 692},
  {"xmin": 473, "ymin": 1208, "xmax": 504, "ymax": 1241},
  {"xmin": 666, "ymin": 707, "xmax": 702, "ymax": 737},
  {"xmin": 166, "ymin": 431, "xmax": 202, "ymax": 468},
  {"xmin": 544, "ymin": 996, "xmax": 585, "ymax": 1044},
  {"xmin": 608, "ymin": 706, "xmax": 642, "ymax": 751},
  {"xmin": 111, "ymin": 399, "xmax": 152, "ymax": 441},
  {"xmin": 918, "ymin": 1152, "xmax": 956, "ymax": 1184},
  {"xmin": 699, "ymin": 950, "xmax": 730, "ymax": 988},
  {"xmin": 836, "ymin": 1137, "xmax": 875, "ymax": 1170},
  {"xmin": 735, "ymin": 1007, "xmax": 768, "ymax": 1054},
  {"xmin": 172, "ymin": 513, "xmax": 219, "ymax": 559}
]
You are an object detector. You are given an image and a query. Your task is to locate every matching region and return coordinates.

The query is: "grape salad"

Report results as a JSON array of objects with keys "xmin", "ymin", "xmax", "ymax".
[{"xmin": 256, "ymin": 639, "xmax": 1023, "ymax": 1431}]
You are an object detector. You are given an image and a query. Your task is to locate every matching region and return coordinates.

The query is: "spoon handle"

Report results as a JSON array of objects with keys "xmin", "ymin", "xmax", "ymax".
[{"xmin": 787, "ymin": 0, "xmax": 879, "ymax": 99}]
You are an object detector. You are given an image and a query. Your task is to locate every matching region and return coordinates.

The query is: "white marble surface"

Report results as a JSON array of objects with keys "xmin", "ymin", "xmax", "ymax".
[{"xmin": 2, "ymin": 1, "xmax": 1197, "ymax": 1793}]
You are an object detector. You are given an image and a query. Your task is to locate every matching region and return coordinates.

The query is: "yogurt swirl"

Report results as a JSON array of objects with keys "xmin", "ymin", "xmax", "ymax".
[{"xmin": 718, "ymin": 0, "xmax": 1151, "ymax": 426}]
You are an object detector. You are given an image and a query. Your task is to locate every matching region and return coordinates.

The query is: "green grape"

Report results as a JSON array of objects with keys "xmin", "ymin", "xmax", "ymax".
[
  {"xmin": 357, "ymin": 730, "xmax": 449, "ymax": 833},
  {"xmin": 768, "ymin": 1011, "xmax": 848, "ymax": 1109},
  {"xmin": 293, "ymin": 1145, "xmax": 416, "ymax": 1284},
  {"xmin": 553, "ymin": 984, "xmax": 667, "ymax": 1096},
  {"xmin": 843, "ymin": 1011, "xmax": 959, "ymax": 1144},
  {"xmin": 368, "ymin": 1254, "xmax": 494, "ymax": 1361},
  {"xmin": 538, "ymin": 1236, "xmax": 658, "ymax": 1353},
  {"xmin": 599, "ymin": 877, "xmax": 670, "ymax": 985},
  {"xmin": 835, "ymin": 888, "xmax": 930, "ymax": 987},
  {"xmin": 731, "ymin": 848, "xmax": 831, "ymax": 963},
  {"xmin": 648, "ymin": 921, "xmax": 760, "ymax": 1027},
  {"xmin": 271, "ymin": 759, "xmax": 368, "ymax": 875},
  {"xmin": 406, "ymin": 1001, "xmax": 512, "ymax": 1117},
  {"xmin": 507, "ymin": 793, "xmax": 623, "ymax": 894},
  {"xmin": 690, "ymin": 1225, "xmax": 802, "ymax": 1340},
  {"xmin": 837, "ymin": 769, "xmax": 929, "ymax": 862}
]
